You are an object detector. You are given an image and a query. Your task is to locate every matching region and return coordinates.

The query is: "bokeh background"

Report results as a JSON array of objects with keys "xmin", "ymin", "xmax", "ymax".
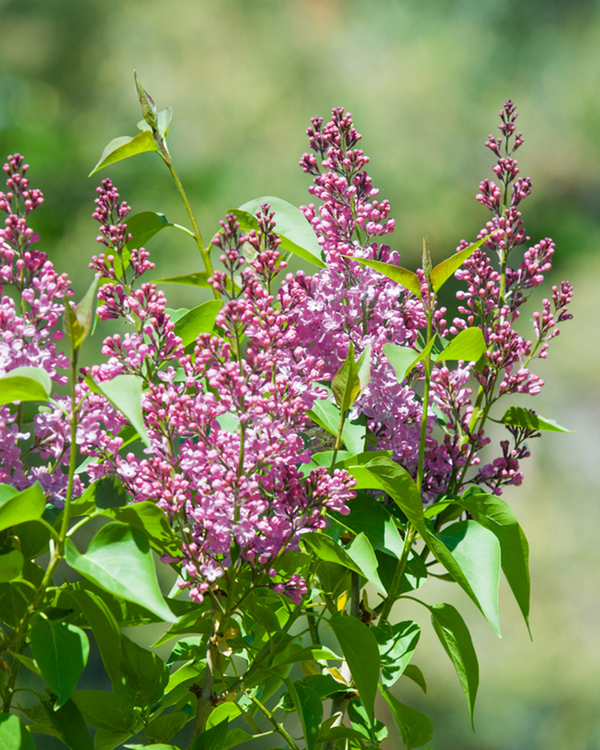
[{"xmin": 1, "ymin": 0, "xmax": 599, "ymax": 748}]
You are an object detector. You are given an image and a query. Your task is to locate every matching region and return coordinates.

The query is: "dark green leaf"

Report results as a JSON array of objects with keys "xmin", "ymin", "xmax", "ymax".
[
  {"xmin": 126, "ymin": 211, "xmax": 170, "ymax": 249},
  {"xmin": 89, "ymin": 131, "xmax": 158, "ymax": 176},
  {"xmin": 500, "ymin": 406, "xmax": 574, "ymax": 433},
  {"xmin": 429, "ymin": 602, "xmax": 479, "ymax": 726},
  {"xmin": 317, "ymin": 726, "xmax": 366, "ymax": 744},
  {"xmin": 0, "ymin": 545, "xmax": 23, "ymax": 582},
  {"xmin": 0, "ymin": 713, "xmax": 35, "ymax": 750},
  {"xmin": 14, "ymin": 519, "xmax": 50, "ymax": 559},
  {"xmin": 330, "ymin": 493, "xmax": 404, "ymax": 558},
  {"xmin": 154, "ymin": 272, "xmax": 211, "ymax": 289},
  {"xmin": 329, "ymin": 614, "xmax": 380, "ymax": 724},
  {"xmin": 458, "ymin": 491, "xmax": 530, "ymax": 630},
  {"xmin": 30, "ymin": 620, "xmax": 89, "ymax": 707},
  {"xmin": 191, "ymin": 718, "xmax": 229, "ymax": 750},
  {"xmin": 117, "ymin": 633, "xmax": 170, "ymax": 707},
  {"xmin": 237, "ymin": 196, "xmax": 326, "ymax": 269},
  {"xmin": 85, "ymin": 374, "xmax": 150, "ymax": 447},
  {"xmin": 0, "ymin": 582, "xmax": 31, "ymax": 627},
  {"xmin": 435, "ymin": 327, "xmax": 486, "ymax": 363},
  {"xmin": 145, "ymin": 711, "xmax": 189, "ymax": 742},
  {"xmin": 382, "ymin": 691, "xmax": 434, "ymax": 750},
  {"xmin": 349, "ymin": 256, "xmax": 422, "ymax": 297},
  {"xmin": 65, "ymin": 522, "xmax": 176, "ymax": 623},
  {"xmin": 0, "ymin": 366, "xmax": 51, "ymax": 405},
  {"xmin": 64, "ymin": 275, "xmax": 99, "ymax": 351},
  {"xmin": 430, "ymin": 237, "xmax": 486, "ymax": 293},
  {"xmin": 95, "ymin": 729, "xmax": 134, "ymax": 750},
  {"xmin": 436, "ymin": 520, "xmax": 501, "ymax": 636},
  {"xmin": 43, "ymin": 698, "xmax": 94, "ymax": 750},
  {"xmin": 72, "ymin": 690, "xmax": 137, "ymax": 733},
  {"xmin": 167, "ymin": 636, "xmax": 204, "ymax": 667},
  {"xmin": 347, "ymin": 699, "xmax": 388, "ymax": 743},
  {"xmin": 67, "ymin": 588, "xmax": 122, "ymax": 685},
  {"xmin": 174, "ymin": 300, "xmax": 222, "ymax": 347},
  {"xmin": 403, "ymin": 664, "xmax": 427, "ymax": 692},
  {"xmin": 295, "ymin": 682, "xmax": 323, "ymax": 750},
  {"xmin": 302, "ymin": 532, "xmax": 384, "ymax": 593}
]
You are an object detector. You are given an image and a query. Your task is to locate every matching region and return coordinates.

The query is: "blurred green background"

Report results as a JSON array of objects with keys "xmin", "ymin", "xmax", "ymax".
[{"xmin": 1, "ymin": 0, "xmax": 598, "ymax": 748}]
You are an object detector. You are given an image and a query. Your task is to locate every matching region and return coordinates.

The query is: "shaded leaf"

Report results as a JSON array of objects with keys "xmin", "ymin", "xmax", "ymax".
[
  {"xmin": 72, "ymin": 690, "xmax": 137, "ymax": 733},
  {"xmin": 302, "ymin": 532, "xmax": 384, "ymax": 593},
  {"xmin": 85, "ymin": 374, "xmax": 150, "ymax": 448},
  {"xmin": 191, "ymin": 718, "xmax": 229, "ymax": 750},
  {"xmin": 100, "ymin": 500, "xmax": 181, "ymax": 558},
  {"xmin": 43, "ymin": 698, "xmax": 94, "ymax": 750},
  {"xmin": 30, "ymin": 620, "xmax": 89, "ymax": 708},
  {"xmin": 382, "ymin": 691, "xmax": 434, "ymax": 750},
  {"xmin": 0, "ymin": 545, "xmax": 23, "ymax": 582},
  {"xmin": 403, "ymin": 664, "xmax": 427, "ymax": 693},
  {"xmin": 117, "ymin": 633, "xmax": 170, "ymax": 707},
  {"xmin": 372, "ymin": 620, "xmax": 421, "ymax": 690},
  {"xmin": 126, "ymin": 211, "xmax": 170, "ymax": 249},
  {"xmin": 0, "ymin": 713, "xmax": 35, "ymax": 750},
  {"xmin": 329, "ymin": 493, "xmax": 404, "ymax": 558},
  {"xmin": 500, "ymin": 406, "xmax": 574, "ymax": 433}
]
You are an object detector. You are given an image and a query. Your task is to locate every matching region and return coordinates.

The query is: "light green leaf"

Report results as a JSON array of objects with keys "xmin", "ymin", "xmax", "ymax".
[
  {"xmin": 67, "ymin": 589, "xmax": 122, "ymax": 685},
  {"xmin": 356, "ymin": 344, "xmax": 371, "ymax": 395},
  {"xmin": 154, "ymin": 272, "xmax": 211, "ymax": 289},
  {"xmin": 71, "ymin": 690, "xmax": 137, "ymax": 733},
  {"xmin": 89, "ymin": 130, "xmax": 158, "ymax": 176},
  {"xmin": 430, "ymin": 236, "xmax": 486, "ymax": 292},
  {"xmin": 302, "ymin": 532, "xmax": 385, "ymax": 594},
  {"xmin": 500, "ymin": 406, "xmax": 574, "ymax": 433},
  {"xmin": 238, "ymin": 196, "xmax": 326, "ymax": 269},
  {"xmin": 0, "ymin": 545, "xmax": 23, "ymax": 582},
  {"xmin": 100, "ymin": 501, "xmax": 181, "ymax": 558},
  {"xmin": 435, "ymin": 327, "xmax": 486, "ymax": 363},
  {"xmin": 0, "ymin": 366, "xmax": 51, "ymax": 405},
  {"xmin": 329, "ymin": 493, "xmax": 404, "ymax": 558},
  {"xmin": 458, "ymin": 491, "xmax": 530, "ymax": 630},
  {"xmin": 383, "ymin": 343, "xmax": 419, "ymax": 383},
  {"xmin": 350, "ymin": 256, "xmax": 422, "ymax": 297},
  {"xmin": 329, "ymin": 614, "xmax": 380, "ymax": 725},
  {"xmin": 381, "ymin": 692, "xmax": 434, "ymax": 750},
  {"xmin": 126, "ymin": 211, "xmax": 170, "ymax": 249},
  {"xmin": 95, "ymin": 728, "xmax": 134, "ymax": 750},
  {"xmin": 345, "ymin": 532, "xmax": 387, "ymax": 593},
  {"xmin": 30, "ymin": 620, "xmax": 89, "ymax": 708},
  {"xmin": 0, "ymin": 713, "xmax": 35, "ymax": 750},
  {"xmin": 332, "ymin": 341, "xmax": 360, "ymax": 413},
  {"xmin": 64, "ymin": 274, "xmax": 100, "ymax": 352},
  {"xmin": 429, "ymin": 602, "xmax": 479, "ymax": 726},
  {"xmin": 0, "ymin": 482, "xmax": 45, "ymax": 533},
  {"xmin": 435, "ymin": 520, "xmax": 501, "ymax": 636},
  {"xmin": 306, "ymin": 394, "xmax": 365, "ymax": 455},
  {"xmin": 65, "ymin": 522, "xmax": 176, "ymax": 623},
  {"xmin": 372, "ymin": 620, "xmax": 421, "ymax": 690},
  {"xmin": 85, "ymin": 374, "xmax": 150, "ymax": 448},
  {"xmin": 174, "ymin": 300, "xmax": 222, "ymax": 347}
]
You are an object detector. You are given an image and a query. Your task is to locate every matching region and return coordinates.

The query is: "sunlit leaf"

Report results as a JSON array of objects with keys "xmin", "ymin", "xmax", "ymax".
[
  {"xmin": 89, "ymin": 131, "xmax": 158, "ymax": 176},
  {"xmin": 349, "ymin": 256, "xmax": 422, "ymax": 297},
  {"xmin": 500, "ymin": 406, "xmax": 574, "ymax": 433},
  {"xmin": 0, "ymin": 366, "xmax": 51, "ymax": 405},
  {"xmin": 85, "ymin": 373, "xmax": 150, "ymax": 448},
  {"xmin": 0, "ymin": 482, "xmax": 45, "ymax": 533},
  {"xmin": 430, "ymin": 236, "xmax": 486, "ymax": 292},
  {"xmin": 173, "ymin": 300, "xmax": 222, "ymax": 347},
  {"xmin": 435, "ymin": 327, "xmax": 486, "ymax": 363}
]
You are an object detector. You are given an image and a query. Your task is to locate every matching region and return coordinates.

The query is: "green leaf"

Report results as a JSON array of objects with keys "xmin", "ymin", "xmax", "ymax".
[
  {"xmin": 381, "ymin": 692, "xmax": 434, "ymax": 750},
  {"xmin": 0, "ymin": 713, "xmax": 35, "ymax": 750},
  {"xmin": 329, "ymin": 614, "xmax": 380, "ymax": 725},
  {"xmin": 64, "ymin": 522, "xmax": 176, "ymax": 623},
  {"xmin": 30, "ymin": 620, "xmax": 90, "ymax": 708},
  {"xmin": 67, "ymin": 589, "xmax": 122, "ymax": 685},
  {"xmin": 237, "ymin": 196, "xmax": 326, "ymax": 269},
  {"xmin": 95, "ymin": 728, "xmax": 134, "ymax": 750},
  {"xmin": 85, "ymin": 374, "xmax": 150, "ymax": 448},
  {"xmin": 117, "ymin": 634, "xmax": 170, "ymax": 707},
  {"xmin": 500, "ymin": 406, "xmax": 574, "ymax": 433},
  {"xmin": 154, "ymin": 272, "xmax": 211, "ymax": 289},
  {"xmin": 372, "ymin": 620, "xmax": 421, "ymax": 690},
  {"xmin": 383, "ymin": 343, "xmax": 419, "ymax": 383},
  {"xmin": 347, "ymin": 699, "xmax": 388, "ymax": 743},
  {"xmin": 435, "ymin": 520, "xmax": 501, "ymax": 636},
  {"xmin": 349, "ymin": 256, "xmax": 422, "ymax": 297},
  {"xmin": 403, "ymin": 664, "xmax": 427, "ymax": 692},
  {"xmin": 430, "ymin": 237, "xmax": 486, "ymax": 293},
  {"xmin": 191, "ymin": 718, "xmax": 229, "ymax": 750},
  {"xmin": 145, "ymin": 712, "xmax": 189, "ymax": 743},
  {"xmin": 458, "ymin": 491, "xmax": 530, "ymax": 629},
  {"xmin": 307, "ymin": 389, "xmax": 365, "ymax": 454},
  {"xmin": 302, "ymin": 532, "xmax": 384, "ymax": 594},
  {"xmin": 0, "ymin": 482, "xmax": 45, "ymax": 534},
  {"xmin": 317, "ymin": 726, "xmax": 366, "ymax": 744},
  {"xmin": 64, "ymin": 275, "xmax": 100, "ymax": 351},
  {"xmin": 0, "ymin": 582, "xmax": 31, "ymax": 628},
  {"xmin": 293, "ymin": 682, "xmax": 323, "ymax": 750},
  {"xmin": 43, "ymin": 698, "xmax": 94, "ymax": 750},
  {"xmin": 72, "ymin": 690, "xmax": 137, "ymax": 733},
  {"xmin": 435, "ymin": 327, "xmax": 486, "ymax": 363},
  {"xmin": 356, "ymin": 344, "xmax": 371, "ymax": 395},
  {"xmin": 429, "ymin": 602, "xmax": 479, "ymax": 726},
  {"xmin": 345, "ymin": 532, "xmax": 387, "ymax": 594},
  {"xmin": 329, "ymin": 493, "xmax": 404, "ymax": 558},
  {"xmin": 270, "ymin": 644, "xmax": 342, "ymax": 668},
  {"xmin": 126, "ymin": 211, "xmax": 170, "ymax": 249},
  {"xmin": 89, "ymin": 130, "xmax": 158, "ymax": 176},
  {"xmin": 15, "ymin": 519, "xmax": 50, "ymax": 559},
  {"xmin": 0, "ymin": 366, "xmax": 51, "ymax": 405},
  {"xmin": 0, "ymin": 545, "xmax": 23, "ymax": 582},
  {"xmin": 134, "ymin": 71, "xmax": 159, "ymax": 130},
  {"xmin": 173, "ymin": 300, "xmax": 223, "ymax": 347},
  {"xmin": 100, "ymin": 501, "xmax": 181, "ymax": 558},
  {"xmin": 332, "ymin": 341, "xmax": 360, "ymax": 413}
]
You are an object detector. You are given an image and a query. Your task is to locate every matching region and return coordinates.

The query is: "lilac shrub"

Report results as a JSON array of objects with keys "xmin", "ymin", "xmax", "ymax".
[{"xmin": 0, "ymin": 87, "xmax": 573, "ymax": 750}]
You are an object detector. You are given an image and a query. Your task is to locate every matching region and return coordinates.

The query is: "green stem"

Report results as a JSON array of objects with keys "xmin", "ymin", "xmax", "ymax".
[
  {"xmin": 247, "ymin": 694, "xmax": 301, "ymax": 750},
  {"xmin": 377, "ymin": 526, "xmax": 417, "ymax": 624}
]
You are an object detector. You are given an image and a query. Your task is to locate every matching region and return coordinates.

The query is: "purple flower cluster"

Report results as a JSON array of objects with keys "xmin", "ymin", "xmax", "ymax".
[
  {"xmin": 85, "ymin": 189, "xmax": 355, "ymax": 603},
  {"xmin": 290, "ymin": 103, "xmax": 572, "ymax": 498}
]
